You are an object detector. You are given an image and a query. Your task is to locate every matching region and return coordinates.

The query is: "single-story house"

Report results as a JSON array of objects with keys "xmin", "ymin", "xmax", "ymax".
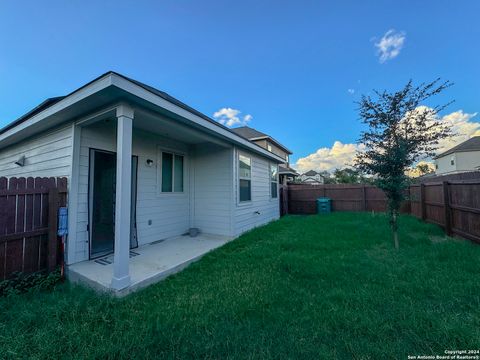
[
  {"xmin": 434, "ymin": 136, "xmax": 480, "ymax": 174},
  {"xmin": 0, "ymin": 71, "xmax": 285, "ymax": 294}
]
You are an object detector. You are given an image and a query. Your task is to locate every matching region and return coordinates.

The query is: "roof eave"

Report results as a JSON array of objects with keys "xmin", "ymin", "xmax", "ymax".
[
  {"xmin": 250, "ymin": 136, "xmax": 292, "ymax": 154},
  {"xmin": 0, "ymin": 72, "xmax": 285, "ymax": 163}
]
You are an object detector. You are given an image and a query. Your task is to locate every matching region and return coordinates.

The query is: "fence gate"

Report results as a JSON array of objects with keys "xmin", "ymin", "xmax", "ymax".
[{"xmin": 0, "ymin": 177, "xmax": 67, "ymax": 280}]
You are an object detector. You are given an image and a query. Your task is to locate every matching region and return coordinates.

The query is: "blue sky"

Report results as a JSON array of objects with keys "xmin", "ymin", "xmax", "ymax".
[{"xmin": 1, "ymin": 1, "xmax": 479, "ymax": 171}]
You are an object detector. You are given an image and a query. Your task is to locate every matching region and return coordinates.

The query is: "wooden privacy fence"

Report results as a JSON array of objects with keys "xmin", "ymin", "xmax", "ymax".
[
  {"xmin": 285, "ymin": 181, "xmax": 480, "ymax": 244},
  {"xmin": 410, "ymin": 180, "xmax": 480, "ymax": 244},
  {"xmin": 288, "ymin": 184, "xmax": 410, "ymax": 214},
  {"xmin": 0, "ymin": 177, "xmax": 67, "ymax": 280},
  {"xmin": 279, "ymin": 185, "xmax": 288, "ymax": 216}
]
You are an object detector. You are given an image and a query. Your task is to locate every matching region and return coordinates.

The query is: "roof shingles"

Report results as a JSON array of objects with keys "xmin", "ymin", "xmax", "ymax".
[{"xmin": 435, "ymin": 136, "xmax": 480, "ymax": 159}]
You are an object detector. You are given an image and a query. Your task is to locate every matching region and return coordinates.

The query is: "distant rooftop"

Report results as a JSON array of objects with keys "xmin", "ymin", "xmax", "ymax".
[
  {"xmin": 302, "ymin": 170, "xmax": 321, "ymax": 176},
  {"xmin": 435, "ymin": 136, "xmax": 480, "ymax": 159},
  {"xmin": 231, "ymin": 126, "xmax": 292, "ymax": 154}
]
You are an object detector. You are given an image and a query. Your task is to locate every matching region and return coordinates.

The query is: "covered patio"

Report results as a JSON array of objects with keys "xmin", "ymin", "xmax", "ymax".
[
  {"xmin": 66, "ymin": 99, "xmax": 237, "ymax": 294},
  {"xmin": 67, "ymin": 233, "xmax": 229, "ymax": 296}
]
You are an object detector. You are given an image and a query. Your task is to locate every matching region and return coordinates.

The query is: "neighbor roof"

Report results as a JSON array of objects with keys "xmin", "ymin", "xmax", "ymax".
[
  {"xmin": 231, "ymin": 126, "xmax": 292, "ymax": 154},
  {"xmin": 279, "ymin": 165, "xmax": 299, "ymax": 176},
  {"xmin": 231, "ymin": 126, "xmax": 268, "ymax": 139},
  {"xmin": 303, "ymin": 170, "xmax": 321, "ymax": 176},
  {"xmin": 434, "ymin": 136, "xmax": 480, "ymax": 159},
  {"xmin": 0, "ymin": 71, "xmax": 284, "ymax": 163}
]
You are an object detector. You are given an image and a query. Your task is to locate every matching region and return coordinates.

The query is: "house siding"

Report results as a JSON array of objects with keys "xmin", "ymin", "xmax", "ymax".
[
  {"xmin": 191, "ymin": 144, "xmax": 233, "ymax": 237},
  {"xmin": 436, "ymin": 151, "xmax": 480, "ymax": 174},
  {"xmin": 253, "ymin": 139, "xmax": 289, "ymax": 161},
  {"xmin": 0, "ymin": 124, "xmax": 73, "ymax": 179},
  {"xmin": 73, "ymin": 121, "xmax": 191, "ymax": 263},
  {"xmin": 233, "ymin": 147, "xmax": 280, "ymax": 236}
]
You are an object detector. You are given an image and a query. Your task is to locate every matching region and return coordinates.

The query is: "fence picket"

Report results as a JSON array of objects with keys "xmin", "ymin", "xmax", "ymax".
[{"xmin": 0, "ymin": 177, "xmax": 67, "ymax": 279}]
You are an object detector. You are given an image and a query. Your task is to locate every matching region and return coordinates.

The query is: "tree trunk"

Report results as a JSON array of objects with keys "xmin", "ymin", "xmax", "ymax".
[{"xmin": 392, "ymin": 211, "xmax": 399, "ymax": 249}]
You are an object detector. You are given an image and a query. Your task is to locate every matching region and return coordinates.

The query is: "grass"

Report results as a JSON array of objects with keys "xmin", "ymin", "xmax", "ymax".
[{"xmin": 1, "ymin": 213, "xmax": 479, "ymax": 359}]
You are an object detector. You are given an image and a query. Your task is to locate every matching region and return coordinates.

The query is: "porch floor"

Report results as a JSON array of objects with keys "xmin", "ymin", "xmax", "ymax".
[{"xmin": 67, "ymin": 234, "xmax": 230, "ymax": 296}]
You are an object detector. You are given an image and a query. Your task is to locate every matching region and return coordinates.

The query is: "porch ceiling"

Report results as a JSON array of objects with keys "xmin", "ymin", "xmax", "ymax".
[{"xmin": 133, "ymin": 109, "xmax": 229, "ymax": 146}]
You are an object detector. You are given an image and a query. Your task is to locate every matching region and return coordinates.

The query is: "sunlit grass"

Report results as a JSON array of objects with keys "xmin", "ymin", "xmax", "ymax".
[{"xmin": 1, "ymin": 213, "xmax": 478, "ymax": 359}]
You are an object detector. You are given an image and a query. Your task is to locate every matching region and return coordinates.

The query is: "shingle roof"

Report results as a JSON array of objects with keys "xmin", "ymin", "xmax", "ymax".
[
  {"xmin": 230, "ymin": 126, "xmax": 268, "ymax": 139},
  {"xmin": 230, "ymin": 126, "xmax": 292, "ymax": 154},
  {"xmin": 0, "ymin": 96, "xmax": 65, "ymax": 135},
  {"xmin": 279, "ymin": 165, "xmax": 299, "ymax": 175},
  {"xmin": 0, "ymin": 71, "xmax": 289, "ymax": 163},
  {"xmin": 303, "ymin": 170, "xmax": 320, "ymax": 176},
  {"xmin": 435, "ymin": 136, "xmax": 480, "ymax": 159}
]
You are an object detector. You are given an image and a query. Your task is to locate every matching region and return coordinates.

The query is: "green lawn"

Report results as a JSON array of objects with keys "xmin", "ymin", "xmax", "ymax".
[{"xmin": 1, "ymin": 213, "xmax": 479, "ymax": 359}]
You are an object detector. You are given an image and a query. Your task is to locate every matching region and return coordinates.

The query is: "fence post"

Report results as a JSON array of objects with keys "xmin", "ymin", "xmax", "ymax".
[
  {"xmin": 284, "ymin": 186, "xmax": 289, "ymax": 215},
  {"xmin": 47, "ymin": 187, "xmax": 59, "ymax": 272},
  {"xmin": 362, "ymin": 185, "xmax": 367, "ymax": 211},
  {"xmin": 443, "ymin": 181, "xmax": 452, "ymax": 236},
  {"xmin": 420, "ymin": 183, "xmax": 426, "ymax": 221}
]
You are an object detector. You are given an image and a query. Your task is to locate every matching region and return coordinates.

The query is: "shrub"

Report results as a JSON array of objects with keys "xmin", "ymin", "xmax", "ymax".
[{"xmin": 0, "ymin": 268, "xmax": 63, "ymax": 297}]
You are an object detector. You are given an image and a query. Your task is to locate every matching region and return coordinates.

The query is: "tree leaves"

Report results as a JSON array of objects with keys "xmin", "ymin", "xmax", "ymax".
[{"xmin": 354, "ymin": 79, "xmax": 453, "ymax": 247}]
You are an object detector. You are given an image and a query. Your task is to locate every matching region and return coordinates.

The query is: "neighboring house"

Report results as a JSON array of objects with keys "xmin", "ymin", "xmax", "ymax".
[
  {"xmin": 434, "ymin": 136, "xmax": 480, "ymax": 175},
  {"xmin": 0, "ymin": 71, "xmax": 284, "ymax": 294},
  {"xmin": 299, "ymin": 170, "xmax": 325, "ymax": 184},
  {"xmin": 230, "ymin": 126, "xmax": 298, "ymax": 184}
]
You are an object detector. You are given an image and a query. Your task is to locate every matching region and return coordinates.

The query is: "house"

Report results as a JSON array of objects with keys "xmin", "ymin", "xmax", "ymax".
[
  {"xmin": 434, "ymin": 136, "xmax": 480, "ymax": 174},
  {"xmin": 0, "ymin": 71, "xmax": 285, "ymax": 295},
  {"xmin": 299, "ymin": 170, "xmax": 325, "ymax": 184},
  {"xmin": 230, "ymin": 126, "xmax": 298, "ymax": 184}
]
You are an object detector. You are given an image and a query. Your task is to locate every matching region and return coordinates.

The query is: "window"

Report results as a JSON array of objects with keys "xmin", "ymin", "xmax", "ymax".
[
  {"xmin": 161, "ymin": 152, "xmax": 184, "ymax": 193},
  {"xmin": 270, "ymin": 163, "xmax": 278, "ymax": 198},
  {"xmin": 267, "ymin": 143, "xmax": 272, "ymax": 152},
  {"xmin": 239, "ymin": 154, "xmax": 251, "ymax": 202},
  {"xmin": 285, "ymin": 154, "xmax": 289, "ymax": 163},
  {"xmin": 450, "ymin": 157, "xmax": 455, "ymax": 166}
]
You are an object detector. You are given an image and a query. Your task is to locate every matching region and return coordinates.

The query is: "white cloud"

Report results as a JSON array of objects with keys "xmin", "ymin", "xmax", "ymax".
[
  {"xmin": 405, "ymin": 161, "xmax": 436, "ymax": 178},
  {"xmin": 294, "ymin": 109, "xmax": 480, "ymax": 174},
  {"xmin": 213, "ymin": 107, "xmax": 252, "ymax": 127},
  {"xmin": 347, "ymin": 88, "xmax": 355, "ymax": 95},
  {"xmin": 433, "ymin": 109, "xmax": 480, "ymax": 153},
  {"xmin": 374, "ymin": 29, "xmax": 406, "ymax": 63},
  {"xmin": 295, "ymin": 141, "xmax": 366, "ymax": 173}
]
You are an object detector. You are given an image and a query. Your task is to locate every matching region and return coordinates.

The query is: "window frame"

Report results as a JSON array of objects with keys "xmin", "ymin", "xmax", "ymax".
[
  {"xmin": 158, "ymin": 149, "xmax": 186, "ymax": 195},
  {"xmin": 238, "ymin": 152, "xmax": 252, "ymax": 203},
  {"xmin": 270, "ymin": 163, "xmax": 278, "ymax": 199}
]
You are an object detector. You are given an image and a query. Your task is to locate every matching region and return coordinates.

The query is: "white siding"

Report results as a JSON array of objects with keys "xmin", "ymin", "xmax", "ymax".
[
  {"xmin": 457, "ymin": 151, "xmax": 480, "ymax": 171},
  {"xmin": 435, "ymin": 151, "xmax": 480, "ymax": 175},
  {"xmin": 233, "ymin": 148, "xmax": 280, "ymax": 236},
  {"xmin": 191, "ymin": 144, "xmax": 233, "ymax": 237},
  {"xmin": 0, "ymin": 124, "xmax": 72, "ymax": 178},
  {"xmin": 435, "ymin": 154, "xmax": 457, "ymax": 174},
  {"xmin": 68, "ymin": 121, "xmax": 280, "ymax": 264},
  {"xmin": 73, "ymin": 121, "xmax": 191, "ymax": 263}
]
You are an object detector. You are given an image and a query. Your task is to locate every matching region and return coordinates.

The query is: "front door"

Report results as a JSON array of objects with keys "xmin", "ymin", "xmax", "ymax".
[{"xmin": 89, "ymin": 149, "xmax": 138, "ymax": 259}]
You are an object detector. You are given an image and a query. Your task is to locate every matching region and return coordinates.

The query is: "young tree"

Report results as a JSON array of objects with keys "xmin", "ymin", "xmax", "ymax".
[{"xmin": 355, "ymin": 79, "xmax": 453, "ymax": 249}]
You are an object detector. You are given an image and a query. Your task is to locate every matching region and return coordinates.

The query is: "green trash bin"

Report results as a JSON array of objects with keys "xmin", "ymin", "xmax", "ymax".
[{"xmin": 316, "ymin": 197, "xmax": 331, "ymax": 214}]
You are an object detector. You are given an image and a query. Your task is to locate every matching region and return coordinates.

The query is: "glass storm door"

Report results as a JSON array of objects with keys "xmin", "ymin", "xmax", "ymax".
[{"xmin": 89, "ymin": 149, "xmax": 138, "ymax": 259}]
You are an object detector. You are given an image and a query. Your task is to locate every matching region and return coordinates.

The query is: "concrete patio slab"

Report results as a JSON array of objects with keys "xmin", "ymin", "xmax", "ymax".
[{"xmin": 67, "ymin": 234, "xmax": 230, "ymax": 296}]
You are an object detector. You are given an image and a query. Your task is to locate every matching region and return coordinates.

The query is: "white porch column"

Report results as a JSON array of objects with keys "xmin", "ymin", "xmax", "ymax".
[{"xmin": 111, "ymin": 104, "xmax": 134, "ymax": 290}]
